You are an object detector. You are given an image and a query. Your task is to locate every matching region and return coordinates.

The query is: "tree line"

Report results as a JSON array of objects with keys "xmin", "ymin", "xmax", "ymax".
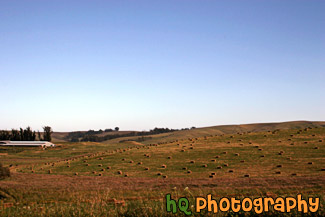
[
  {"xmin": 66, "ymin": 127, "xmax": 195, "ymax": 142},
  {"xmin": 0, "ymin": 126, "xmax": 53, "ymax": 142}
]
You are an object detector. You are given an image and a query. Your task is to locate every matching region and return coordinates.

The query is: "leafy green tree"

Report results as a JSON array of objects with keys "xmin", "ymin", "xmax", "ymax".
[{"xmin": 43, "ymin": 126, "xmax": 53, "ymax": 142}]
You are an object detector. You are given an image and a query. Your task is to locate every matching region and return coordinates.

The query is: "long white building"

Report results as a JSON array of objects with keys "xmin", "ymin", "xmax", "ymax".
[{"xmin": 0, "ymin": 141, "xmax": 55, "ymax": 147}]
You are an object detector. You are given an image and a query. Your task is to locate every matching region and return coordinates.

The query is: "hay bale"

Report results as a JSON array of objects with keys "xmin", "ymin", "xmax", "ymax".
[
  {"xmin": 276, "ymin": 165, "xmax": 282, "ymax": 168},
  {"xmin": 98, "ymin": 173, "xmax": 102, "ymax": 176},
  {"xmin": 161, "ymin": 164, "xmax": 167, "ymax": 169},
  {"xmin": 157, "ymin": 172, "xmax": 162, "ymax": 176},
  {"xmin": 117, "ymin": 170, "xmax": 122, "ymax": 175},
  {"xmin": 223, "ymin": 163, "xmax": 228, "ymax": 167},
  {"xmin": 314, "ymin": 147, "xmax": 319, "ymax": 149},
  {"xmin": 308, "ymin": 162, "xmax": 314, "ymax": 165},
  {"xmin": 92, "ymin": 171, "xmax": 96, "ymax": 174},
  {"xmin": 107, "ymin": 166, "xmax": 111, "ymax": 169},
  {"xmin": 215, "ymin": 155, "xmax": 220, "ymax": 158},
  {"xmin": 98, "ymin": 164, "xmax": 102, "ymax": 167},
  {"xmin": 167, "ymin": 156, "xmax": 172, "ymax": 159},
  {"xmin": 122, "ymin": 158, "xmax": 125, "ymax": 161},
  {"xmin": 211, "ymin": 159, "xmax": 216, "ymax": 162},
  {"xmin": 209, "ymin": 175, "xmax": 214, "ymax": 178},
  {"xmin": 190, "ymin": 160, "xmax": 195, "ymax": 164},
  {"xmin": 216, "ymin": 166, "xmax": 222, "ymax": 169},
  {"xmin": 124, "ymin": 174, "xmax": 128, "ymax": 177},
  {"xmin": 48, "ymin": 170, "xmax": 52, "ymax": 174},
  {"xmin": 321, "ymin": 168, "xmax": 325, "ymax": 171},
  {"xmin": 244, "ymin": 174, "xmax": 250, "ymax": 177},
  {"xmin": 75, "ymin": 172, "xmax": 78, "ymax": 176},
  {"xmin": 163, "ymin": 175, "xmax": 168, "ymax": 179},
  {"xmin": 137, "ymin": 162, "xmax": 142, "ymax": 165},
  {"xmin": 291, "ymin": 173, "xmax": 297, "ymax": 176},
  {"xmin": 260, "ymin": 155, "xmax": 265, "ymax": 158},
  {"xmin": 67, "ymin": 165, "xmax": 70, "ymax": 168},
  {"xmin": 240, "ymin": 160, "xmax": 245, "ymax": 163},
  {"xmin": 319, "ymin": 140, "xmax": 323, "ymax": 142},
  {"xmin": 223, "ymin": 151, "xmax": 227, "ymax": 154},
  {"xmin": 211, "ymin": 172, "xmax": 216, "ymax": 175},
  {"xmin": 275, "ymin": 171, "xmax": 281, "ymax": 174},
  {"xmin": 187, "ymin": 170, "xmax": 192, "ymax": 174},
  {"xmin": 258, "ymin": 148, "xmax": 263, "ymax": 151},
  {"xmin": 228, "ymin": 170, "xmax": 234, "ymax": 173},
  {"xmin": 202, "ymin": 164, "xmax": 207, "ymax": 168},
  {"xmin": 234, "ymin": 153, "xmax": 239, "ymax": 156},
  {"xmin": 181, "ymin": 149, "xmax": 185, "ymax": 152},
  {"xmin": 129, "ymin": 161, "xmax": 134, "ymax": 163},
  {"xmin": 182, "ymin": 167, "xmax": 187, "ymax": 170},
  {"xmin": 145, "ymin": 167, "xmax": 149, "ymax": 171},
  {"xmin": 101, "ymin": 168, "xmax": 105, "ymax": 171}
]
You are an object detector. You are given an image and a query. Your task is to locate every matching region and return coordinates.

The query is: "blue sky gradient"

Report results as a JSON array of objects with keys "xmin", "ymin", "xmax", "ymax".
[{"xmin": 1, "ymin": 0, "xmax": 324, "ymax": 131}]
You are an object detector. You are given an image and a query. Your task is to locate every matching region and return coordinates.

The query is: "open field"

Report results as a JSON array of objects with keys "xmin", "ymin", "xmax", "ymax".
[{"xmin": 1, "ymin": 122, "xmax": 325, "ymax": 216}]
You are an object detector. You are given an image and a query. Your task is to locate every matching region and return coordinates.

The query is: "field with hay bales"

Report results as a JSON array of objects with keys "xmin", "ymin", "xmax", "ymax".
[{"xmin": 0, "ymin": 123, "xmax": 324, "ymax": 216}]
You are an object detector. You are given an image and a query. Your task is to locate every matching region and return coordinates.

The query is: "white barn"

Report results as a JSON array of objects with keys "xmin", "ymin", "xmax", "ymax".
[{"xmin": 0, "ymin": 141, "xmax": 55, "ymax": 147}]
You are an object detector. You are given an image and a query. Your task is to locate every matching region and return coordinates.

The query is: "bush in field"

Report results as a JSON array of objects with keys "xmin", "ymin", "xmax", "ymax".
[{"xmin": 0, "ymin": 163, "xmax": 10, "ymax": 179}]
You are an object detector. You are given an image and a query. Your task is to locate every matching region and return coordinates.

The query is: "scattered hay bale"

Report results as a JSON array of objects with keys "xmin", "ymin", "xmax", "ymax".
[
  {"xmin": 228, "ymin": 170, "xmax": 234, "ymax": 173},
  {"xmin": 161, "ymin": 164, "xmax": 167, "ymax": 169},
  {"xmin": 124, "ymin": 174, "xmax": 128, "ymax": 177},
  {"xmin": 157, "ymin": 172, "xmax": 162, "ymax": 176},
  {"xmin": 319, "ymin": 140, "xmax": 323, "ymax": 142},
  {"xmin": 216, "ymin": 166, "xmax": 222, "ymax": 169},
  {"xmin": 190, "ymin": 160, "xmax": 195, "ymax": 164},
  {"xmin": 209, "ymin": 175, "xmax": 214, "ymax": 178},
  {"xmin": 275, "ymin": 171, "xmax": 281, "ymax": 174},
  {"xmin": 211, "ymin": 159, "xmax": 216, "ymax": 162},
  {"xmin": 190, "ymin": 147, "xmax": 194, "ymax": 149},
  {"xmin": 98, "ymin": 173, "xmax": 102, "ymax": 176},
  {"xmin": 98, "ymin": 164, "xmax": 102, "ymax": 167},
  {"xmin": 83, "ymin": 160, "xmax": 87, "ymax": 163},
  {"xmin": 227, "ymin": 141, "xmax": 231, "ymax": 144},
  {"xmin": 314, "ymin": 147, "xmax": 319, "ymax": 149},
  {"xmin": 75, "ymin": 172, "xmax": 78, "ymax": 176},
  {"xmin": 290, "ymin": 143, "xmax": 294, "ymax": 145},
  {"xmin": 211, "ymin": 172, "xmax": 216, "ymax": 175},
  {"xmin": 163, "ymin": 175, "xmax": 168, "ymax": 179},
  {"xmin": 145, "ymin": 167, "xmax": 149, "ymax": 171},
  {"xmin": 137, "ymin": 162, "xmax": 142, "ymax": 165},
  {"xmin": 129, "ymin": 161, "xmax": 134, "ymax": 163},
  {"xmin": 31, "ymin": 170, "xmax": 34, "ymax": 173},
  {"xmin": 187, "ymin": 170, "xmax": 192, "ymax": 174},
  {"xmin": 234, "ymin": 153, "xmax": 239, "ymax": 156},
  {"xmin": 240, "ymin": 160, "xmax": 245, "ymax": 163},
  {"xmin": 117, "ymin": 170, "xmax": 122, "ymax": 175},
  {"xmin": 308, "ymin": 162, "xmax": 314, "ymax": 165},
  {"xmin": 215, "ymin": 155, "xmax": 220, "ymax": 158},
  {"xmin": 99, "ymin": 157, "xmax": 103, "ymax": 160},
  {"xmin": 181, "ymin": 149, "xmax": 185, "ymax": 152},
  {"xmin": 182, "ymin": 167, "xmax": 187, "ymax": 170},
  {"xmin": 223, "ymin": 151, "xmax": 227, "ymax": 154},
  {"xmin": 291, "ymin": 173, "xmax": 297, "ymax": 176},
  {"xmin": 122, "ymin": 158, "xmax": 125, "ymax": 161},
  {"xmin": 101, "ymin": 168, "xmax": 105, "ymax": 171},
  {"xmin": 249, "ymin": 142, "xmax": 252, "ymax": 144},
  {"xmin": 276, "ymin": 165, "xmax": 282, "ymax": 168},
  {"xmin": 48, "ymin": 170, "xmax": 52, "ymax": 174},
  {"xmin": 244, "ymin": 174, "xmax": 250, "ymax": 177},
  {"xmin": 92, "ymin": 171, "xmax": 97, "ymax": 174},
  {"xmin": 202, "ymin": 164, "xmax": 207, "ymax": 168},
  {"xmin": 107, "ymin": 166, "xmax": 111, "ymax": 169},
  {"xmin": 304, "ymin": 142, "xmax": 308, "ymax": 144},
  {"xmin": 67, "ymin": 165, "xmax": 70, "ymax": 168},
  {"xmin": 260, "ymin": 155, "xmax": 265, "ymax": 158},
  {"xmin": 167, "ymin": 156, "xmax": 172, "ymax": 159},
  {"xmin": 258, "ymin": 148, "xmax": 263, "ymax": 151},
  {"xmin": 321, "ymin": 168, "xmax": 325, "ymax": 171}
]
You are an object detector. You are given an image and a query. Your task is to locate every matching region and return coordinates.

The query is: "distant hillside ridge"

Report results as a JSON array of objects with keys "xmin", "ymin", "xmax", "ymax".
[{"xmin": 51, "ymin": 121, "xmax": 325, "ymax": 143}]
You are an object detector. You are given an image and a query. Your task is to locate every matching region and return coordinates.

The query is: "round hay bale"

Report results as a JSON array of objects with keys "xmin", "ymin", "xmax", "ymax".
[
  {"xmin": 98, "ymin": 173, "xmax": 102, "ymax": 176},
  {"xmin": 211, "ymin": 172, "xmax": 216, "ymax": 175},
  {"xmin": 291, "ymin": 173, "xmax": 297, "ymax": 176},
  {"xmin": 75, "ymin": 172, "xmax": 78, "ymax": 176},
  {"xmin": 308, "ymin": 162, "xmax": 314, "ymax": 165},
  {"xmin": 48, "ymin": 170, "xmax": 52, "ymax": 174},
  {"xmin": 314, "ymin": 147, "xmax": 319, "ymax": 149},
  {"xmin": 275, "ymin": 171, "xmax": 281, "ymax": 174},
  {"xmin": 137, "ymin": 162, "xmax": 143, "ymax": 165},
  {"xmin": 216, "ymin": 166, "xmax": 222, "ymax": 169},
  {"xmin": 187, "ymin": 170, "xmax": 192, "ymax": 174},
  {"xmin": 101, "ymin": 168, "xmax": 105, "ymax": 171},
  {"xmin": 163, "ymin": 175, "xmax": 168, "ymax": 179},
  {"xmin": 234, "ymin": 153, "xmax": 239, "ymax": 156},
  {"xmin": 161, "ymin": 164, "xmax": 167, "ymax": 168},
  {"xmin": 129, "ymin": 161, "xmax": 134, "ymax": 163},
  {"xmin": 145, "ymin": 167, "xmax": 149, "ymax": 171},
  {"xmin": 182, "ymin": 167, "xmax": 187, "ymax": 170},
  {"xmin": 98, "ymin": 164, "xmax": 102, "ymax": 167},
  {"xmin": 190, "ymin": 160, "xmax": 195, "ymax": 164},
  {"xmin": 215, "ymin": 155, "xmax": 220, "ymax": 158},
  {"xmin": 202, "ymin": 164, "xmax": 207, "ymax": 168},
  {"xmin": 223, "ymin": 151, "xmax": 227, "ymax": 154},
  {"xmin": 107, "ymin": 166, "xmax": 111, "ymax": 169},
  {"xmin": 228, "ymin": 170, "xmax": 234, "ymax": 173},
  {"xmin": 260, "ymin": 155, "xmax": 265, "ymax": 158},
  {"xmin": 223, "ymin": 163, "xmax": 228, "ymax": 167},
  {"xmin": 209, "ymin": 175, "xmax": 214, "ymax": 178},
  {"xmin": 244, "ymin": 174, "xmax": 250, "ymax": 177},
  {"xmin": 211, "ymin": 159, "xmax": 216, "ymax": 162},
  {"xmin": 117, "ymin": 170, "xmax": 122, "ymax": 175},
  {"xmin": 124, "ymin": 174, "xmax": 128, "ymax": 177},
  {"xmin": 276, "ymin": 165, "xmax": 282, "ymax": 168},
  {"xmin": 167, "ymin": 156, "xmax": 172, "ymax": 159},
  {"xmin": 240, "ymin": 160, "xmax": 245, "ymax": 163},
  {"xmin": 157, "ymin": 172, "xmax": 162, "ymax": 176}
]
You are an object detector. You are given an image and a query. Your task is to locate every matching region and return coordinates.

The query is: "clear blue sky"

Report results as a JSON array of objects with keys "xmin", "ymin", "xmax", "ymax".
[{"xmin": 1, "ymin": 0, "xmax": 324, "ymax": 131}]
